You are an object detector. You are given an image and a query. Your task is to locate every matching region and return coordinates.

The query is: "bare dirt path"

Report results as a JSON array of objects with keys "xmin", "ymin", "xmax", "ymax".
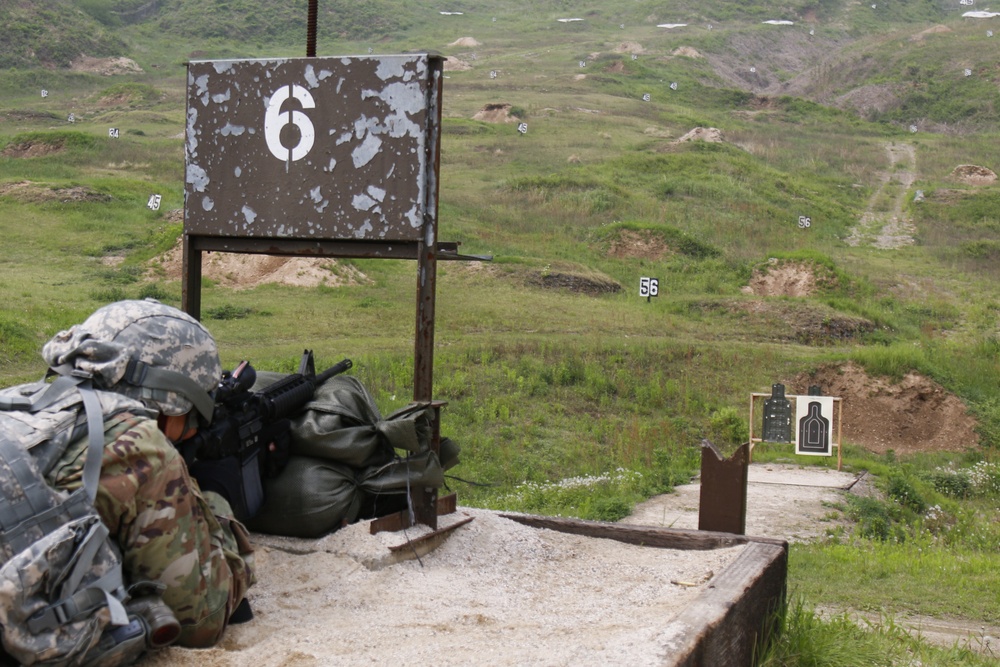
[
  {"xmin": 622, "ymin": 464, "xmax": 858, "ymax": 542},
  {"xmin": 623, "ymin": 464, "xmax": 999, "ymax": 657},
  {"xmin": 845, "ymin": 142, "xmax": 918, "ymax": 249}
]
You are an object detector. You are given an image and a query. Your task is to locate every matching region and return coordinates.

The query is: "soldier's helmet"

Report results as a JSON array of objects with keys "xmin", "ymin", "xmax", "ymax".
[{"xmin": 42, "ymin": 299, "xmax": 220, "ymax": 419}]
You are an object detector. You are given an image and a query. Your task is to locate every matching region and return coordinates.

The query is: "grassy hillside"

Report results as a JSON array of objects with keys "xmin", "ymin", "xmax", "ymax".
[
  {"xmin": 0, "ymin": 0, "xmax": 126, "ymax": 67},
  {"xmin": 1, "ymin": 0, "xmax": 999, "ymax": 663}
]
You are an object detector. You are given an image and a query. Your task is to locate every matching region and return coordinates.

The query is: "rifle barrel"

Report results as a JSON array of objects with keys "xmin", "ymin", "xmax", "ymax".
[{"xmin": 316, "ymin": 358, "xmax": 353, "ymax": 385}]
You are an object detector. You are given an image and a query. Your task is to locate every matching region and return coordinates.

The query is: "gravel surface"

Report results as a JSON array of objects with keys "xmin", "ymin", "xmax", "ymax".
[{"xmin": 623, "ymin": 464, "xmax": 859, "ymax": 542}]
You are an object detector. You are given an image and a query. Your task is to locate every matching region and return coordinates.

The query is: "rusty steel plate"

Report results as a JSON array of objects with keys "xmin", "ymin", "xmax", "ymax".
[{"xmin": 184, "ymin": 54, "xmax": 441, "ymax": 241}]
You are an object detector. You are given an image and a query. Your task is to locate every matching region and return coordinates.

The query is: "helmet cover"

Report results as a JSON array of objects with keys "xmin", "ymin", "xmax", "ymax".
[{"xmin": 42, "ymin": 299, "xmax": 221, "ymax": 416}]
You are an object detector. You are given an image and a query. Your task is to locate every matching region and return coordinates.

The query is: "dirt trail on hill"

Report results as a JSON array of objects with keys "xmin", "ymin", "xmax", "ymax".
[{"xmin": 846, "ymin": 142, "xmax": 917, "ymax": 249}]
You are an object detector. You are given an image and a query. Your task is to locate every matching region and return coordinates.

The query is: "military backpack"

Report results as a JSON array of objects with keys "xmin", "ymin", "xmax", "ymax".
[{"xmin": 0, "ymin": 375, "xmax": 178, "ymax": 666}]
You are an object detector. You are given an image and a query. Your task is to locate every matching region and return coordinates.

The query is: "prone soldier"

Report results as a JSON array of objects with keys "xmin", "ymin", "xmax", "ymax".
[{"xmin": 38, "ymin": 299, "xmax": 256, "ymax": 649}]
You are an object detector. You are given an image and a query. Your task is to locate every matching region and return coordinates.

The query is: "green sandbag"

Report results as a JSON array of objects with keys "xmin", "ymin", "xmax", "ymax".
[
  {"xmin": 291, "ymin": 376, "xmax": 431, "ymax": 467},
  {"xmin": 246, "ymin": 456, "xmax": 360, "ymax": 538},
  {"xmin": 246, "ymin": 370, "xmax": 461, "ymax": 537},
  {"xmin": 358, "ymin": 449, "xmax": 444, "ymax": 496}
]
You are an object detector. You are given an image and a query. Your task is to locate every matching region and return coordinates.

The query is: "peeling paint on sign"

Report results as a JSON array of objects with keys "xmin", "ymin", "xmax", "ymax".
[{"xmin": 184, "ymin": 54, "xmax": 440, "ymax": 241}]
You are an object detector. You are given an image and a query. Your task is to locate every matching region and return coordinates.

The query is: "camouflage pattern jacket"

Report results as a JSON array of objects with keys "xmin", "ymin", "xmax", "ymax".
[{"xmin": 46, "ymin": 411, "xmax": 256, "ymax": 648}]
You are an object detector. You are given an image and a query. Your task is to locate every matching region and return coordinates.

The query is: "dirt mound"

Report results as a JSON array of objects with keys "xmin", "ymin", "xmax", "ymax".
[
  {"xmin": 834, "ymin": 84, "xmax": 903, "ymax": 116},
  {"xmin": 744, "ymin": 260, "xmax": 823, "ymax": 297},
  {"xmin": 789, "ymin": 362, "xmax": 979, "ymax": 455},
  {"xmin": 0, "ymin": 180, "xmax": 109, "ymax": 202},
  {"xmin": 929, "ymin": 189, "xmax": 977, "ymax": 205},
  {"xmin": 2, "ymin": 141, "xmax": 67, "ymax": 159},
  {"xmin": 472, "ymin": 103, "xmax": 518, "ymax": 123},
  {"xmin": 448, "ymin": 37, "xmax": 481, "ymax": 47},
  {"xmin": 149, "ymin": 239, "xmax": 368, "ymax": 290},
  {"xmin": 528, "ymin": 269, "xmax": 622, "ymax": 295},
  {"xmin": 732, "ymin": 300, "xmax": 875, "ymax": 345},
  {"xmin": 738, "ymin": 261, "xmax": 870, "ymax": 344},
  {"xmin": 69, "ymin": 56, "xmax": 143, "ymax": 76},
  {"xmin": 673, "ymin": 127, "xmax": 724, "ymax": 144},
  {"xmin": 612, "ymin": 41, "xmax": 644, "ymax": 54},
  {"xmin": 910, "ymin": 25, "xmax": 952, "ymax": 41},
  {"xmin": 672, "ymin": 47, "xmax": 703, "ymax": 59},
  {"xmin": 0, "ymin": 110, "xmax": 57, "ymax": 122},
  {"xmin": 606, "ymin": 229, "xmax": 672, "ymax": 260},
  {"xmin": 950, "ymin": 164, "xmax": 997, "ymax": 186},
  {"xmin": 443, "ymin": 57, "xmax": 472, "ymax": 71}
]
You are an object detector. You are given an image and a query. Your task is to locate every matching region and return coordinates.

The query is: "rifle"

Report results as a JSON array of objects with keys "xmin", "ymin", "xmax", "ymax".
[{"xmin": 182, "ymin": 350, "xmax": 352, "ymax": 521}]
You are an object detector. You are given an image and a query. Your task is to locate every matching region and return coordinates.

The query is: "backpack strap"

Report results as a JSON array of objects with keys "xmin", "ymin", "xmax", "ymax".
[
  {"xmin": 77, "ymin": 383, "xmax": 106, "ymax": 504},
  {"xmin": 25, "ymin": 515, "xmax": 129, "ymax": 633},
  {"xmin": 0, "ymin": 374, "xmax": 81, "ymax": 413},
  {"xmin": 0, "ymin": 437, "xmax": 60, "ymax": 539}
]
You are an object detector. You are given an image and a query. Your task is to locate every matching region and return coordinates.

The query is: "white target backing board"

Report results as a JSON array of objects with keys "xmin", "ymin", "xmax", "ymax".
[{"xmin": 794, "ymin": 396, "xmax": 834, "ymax": 456}]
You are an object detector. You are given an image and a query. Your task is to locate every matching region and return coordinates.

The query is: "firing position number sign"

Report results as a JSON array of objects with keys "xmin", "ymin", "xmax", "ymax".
[
  {"xmin": 184, "ymin": 55, "xmax": 440, "ymax": 242},
  {"xmin": 640, "ymin": 277, "xmax": 659, "ymax": 298}
]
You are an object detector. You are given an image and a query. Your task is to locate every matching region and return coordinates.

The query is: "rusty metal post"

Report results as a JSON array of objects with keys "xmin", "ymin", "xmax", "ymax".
[
  {"xmin": 412, "ymin": 57, "xmax": 444, "ymax": 405},
  {"xmin": 413, "ymin": 242, "xmax": 437, "ymax": 404},
  {"xmin": 181, "ymin": 234, "xmax": 203, "ymax": 320},
  {"xmin": 698, "ymin": 440, "xmax": 749, "ymax": 535},
  {"xmin": 410, "ymin": 58, "xmax": 444, "ymax": 528}
]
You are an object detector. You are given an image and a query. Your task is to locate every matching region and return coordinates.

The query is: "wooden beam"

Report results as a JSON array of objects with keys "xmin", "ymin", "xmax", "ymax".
[
  {"xmin": 661, "ymin": 542, "xmax": 788, "ymax": 666},
  {"xmin": 498, "ymin": 513, "xmax": 786, "ymax": 551}
]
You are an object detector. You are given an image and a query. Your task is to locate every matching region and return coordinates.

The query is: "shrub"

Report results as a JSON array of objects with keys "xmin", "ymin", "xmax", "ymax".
[
  {"xmin": 136, "ymin": 283, "xmax": 170, "ymax": 301},
  {"xmin": 589, "ymin": 497, "xmax": 632, "ymax": 522},
  {"xmin": 961, "ymin": 240, "xmax": 1000, "ymax": 261},
  {"xmin": 206, "ymin": 304, "xmax": 255, "ymax": 320},
  {"xmin": 846, "ymin": 496, "xmax": 893, "ymax": 541},
  {"xmin": 924, "ymin": 469, "xmax": 972, "ymax": 499},
  {"xmin": 885, "ymin": 472, "xmax": 927, "ymax": 514},
  {"xmin": 708, "ymin": 406, "xmax": 749, "ymax": 445}
]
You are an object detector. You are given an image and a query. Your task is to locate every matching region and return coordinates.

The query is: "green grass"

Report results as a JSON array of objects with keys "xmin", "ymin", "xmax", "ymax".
[{"xmin": 759, "ymin": 596, "xmax": 996, "ymax": 666}]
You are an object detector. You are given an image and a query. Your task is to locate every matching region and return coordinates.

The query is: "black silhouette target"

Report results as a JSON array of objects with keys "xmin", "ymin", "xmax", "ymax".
[{"xmin": 795, "ymin": 396, "xmax": 833, "ymax": 456}]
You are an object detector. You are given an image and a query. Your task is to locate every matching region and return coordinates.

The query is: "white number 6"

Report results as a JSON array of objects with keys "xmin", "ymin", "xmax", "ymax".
[{"xmin": 264, "ymin": 84, "xmax": 316, "ymax": 162}]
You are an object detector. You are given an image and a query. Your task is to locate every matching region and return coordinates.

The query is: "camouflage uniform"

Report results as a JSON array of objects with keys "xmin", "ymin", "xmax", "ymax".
[
  {"xmin": 36, "ymin": 299, "xmax": 256, "ymax": 649},
  {"xmin": 45, "ymin": 411, "xmax": 256, "ymax": 648}
]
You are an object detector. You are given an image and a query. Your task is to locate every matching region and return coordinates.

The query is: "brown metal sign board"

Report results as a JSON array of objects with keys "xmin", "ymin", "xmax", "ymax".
[{"xmin": 184, "ymin": 54, "xmax": 441, "ymax": 242}]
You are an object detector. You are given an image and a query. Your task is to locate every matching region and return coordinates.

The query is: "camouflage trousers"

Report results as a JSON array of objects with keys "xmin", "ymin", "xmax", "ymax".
[{"xmin": 47, "ymin": 414, "xmax": 256, "ymax": 648}]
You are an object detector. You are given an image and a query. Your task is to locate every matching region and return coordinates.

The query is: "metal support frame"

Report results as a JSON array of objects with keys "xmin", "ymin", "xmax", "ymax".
[{"xmin": 180, "ymin": 53, "xmax": 483, "ymax": 530}]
